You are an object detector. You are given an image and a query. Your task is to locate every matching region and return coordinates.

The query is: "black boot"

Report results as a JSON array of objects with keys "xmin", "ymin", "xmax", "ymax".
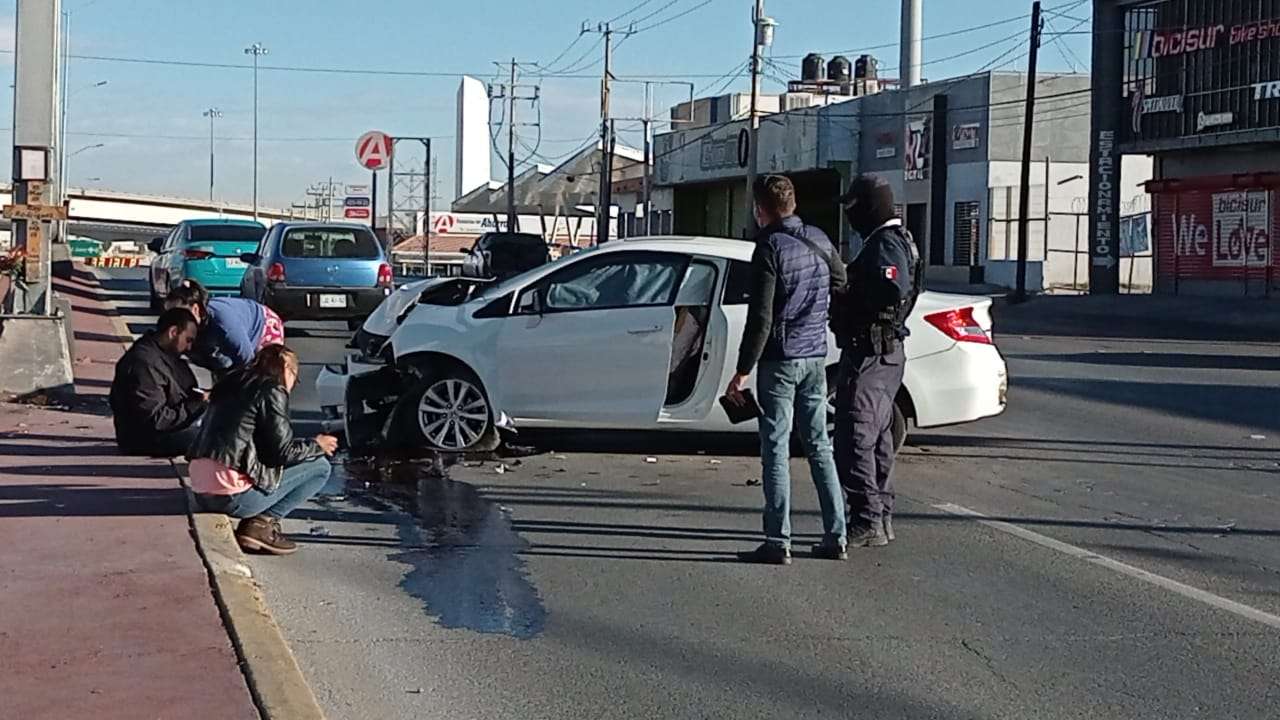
[
  {"xmin": 738, "ymin": 543, "xmax": 792, "ymax": 565},
  {"xmin": 847, "ymin": 522, "xmax": 888, "ymax": 548}
]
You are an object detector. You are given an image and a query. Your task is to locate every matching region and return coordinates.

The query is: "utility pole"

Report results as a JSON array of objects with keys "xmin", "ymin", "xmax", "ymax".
[
  {"xmin": 1013, "ymin": 1, "xmax": 1042, "ymax": 304},
  {"xmin": 244, "ymin": 42, "xmax": 268, "ymax": 221},
  {"xmin": 745, "ymin": 1, "xmax": 776, "ymax": 236},
  {"xmin": 584, "ymin": 22, "xmax": 633, "ymax": 244},
  {"xmin": 642, "ymin": 82, "xmax": 652, "ymax": 236},
  {"xmin": 203, "ymin": 108, "xmax": 221, "ymax": 203},
  {"xmin": 488, "ymin": 63, "xmax": 541, "ymax": 234},
  {"xmin": 506, "ymin": 58, "xmax": 518, "ymax": 231}
]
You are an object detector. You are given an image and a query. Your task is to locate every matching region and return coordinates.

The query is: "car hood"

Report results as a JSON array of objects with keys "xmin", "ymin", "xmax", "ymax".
[{"xmin": 361, "ymin": 278, "xmax": 449, "ymax": 337}]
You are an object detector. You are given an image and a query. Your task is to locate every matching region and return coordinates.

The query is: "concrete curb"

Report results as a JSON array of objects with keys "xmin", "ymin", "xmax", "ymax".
[{"xmin": 176, "ymin": 465, "xmax": 328, "ymax": 720}]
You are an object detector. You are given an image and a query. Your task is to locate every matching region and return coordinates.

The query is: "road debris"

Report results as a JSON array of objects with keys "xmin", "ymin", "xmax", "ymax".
[{"xmin": 645, "ymin": 457, "xmax": 658, "ymax": 464}]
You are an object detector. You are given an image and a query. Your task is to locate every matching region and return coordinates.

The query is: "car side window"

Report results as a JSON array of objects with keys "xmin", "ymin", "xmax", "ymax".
[
  {"xmin": 529, "ymin": 252, "xmax": 687, "ymax": 313},
  {"xmin": 162, "ymin": 227, "xmax": 180, "ymax": 252},
  {"xmin": 675, "ymin": 260, "xmax": 718, "ymax": 306},
  {"xmin": 722, "ymin": 260, "xmax": 754, "ymax": 305}
]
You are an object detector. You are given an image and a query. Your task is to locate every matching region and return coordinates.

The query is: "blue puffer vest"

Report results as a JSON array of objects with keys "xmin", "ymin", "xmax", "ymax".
[{"xmin": 763, "ymin": 216, "xmax": 834, "ymax": 361}]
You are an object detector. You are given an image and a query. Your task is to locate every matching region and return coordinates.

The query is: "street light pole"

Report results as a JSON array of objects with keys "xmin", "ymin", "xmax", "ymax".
[
  {"xmin": 63, "ymin": 142, "xmax": 104, "ymax": 196},
  {"xmin": 244, "ymin": 42, "xmax": 268, "ymax": 221},
  {"xmin": 745, "ymin": 2, "xmax": 776, "ymax": 236},
  {"xmin": 203, "ymin": 108, "xmax": 222, "ymax": 203}
]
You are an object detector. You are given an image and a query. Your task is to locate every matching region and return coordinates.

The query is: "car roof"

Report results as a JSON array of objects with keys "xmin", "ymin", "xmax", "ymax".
[
  {"xmin": 182, "ymin": 218, "xmax": 266, "ymax": 228},
  {"xmin": 611, "ymin": 235, "xmax": 756, "ymax": 262},
  {"xmin": 277, "ymin": 222, "xmax": 375, "ymax": 231}
]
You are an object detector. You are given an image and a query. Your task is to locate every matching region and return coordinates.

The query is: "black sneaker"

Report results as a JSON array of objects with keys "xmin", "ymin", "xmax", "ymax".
[
  {"xmin": 882, "ymin": 514, "xmax": 895, "ymax": 542},
  {"xmin": 738, "ymin": 543, "xmax": 792, "ymax": 565},
  {"xmin": 810, "ymin": 540, "xmax": 848, "ymax": 561},
  {"xmin": 847, "ymin": 522, "xmax": 889, "ymax": 548}
]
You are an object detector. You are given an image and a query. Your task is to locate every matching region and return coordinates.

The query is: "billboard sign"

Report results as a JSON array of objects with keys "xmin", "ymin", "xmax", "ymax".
[
  {"xmin": 951, "ymin": 123, "xmax": 980, "ymax": 150},
  {"xmin": 904, "ymin": 118, "xmax": 931, "ymax": 182},
  {"xmin": 1159, "ymin": 187, "xmax": 1273, "ymax": 274}
]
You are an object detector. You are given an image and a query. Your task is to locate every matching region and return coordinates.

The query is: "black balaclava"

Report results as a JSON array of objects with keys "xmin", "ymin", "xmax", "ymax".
[{"xmin": 840, "ymin": 175, "xmax": 896, "ymax": 238}]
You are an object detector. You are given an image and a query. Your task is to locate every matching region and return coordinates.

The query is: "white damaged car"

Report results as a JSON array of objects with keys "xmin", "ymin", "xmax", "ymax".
[{"xmin": 318, "ymin": 236, "xmax": 1008, "ymax": 452}]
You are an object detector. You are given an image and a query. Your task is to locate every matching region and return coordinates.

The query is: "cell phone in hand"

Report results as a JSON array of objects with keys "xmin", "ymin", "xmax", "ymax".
[{"xmin": 719, "ymin": 389, "xmax": 763, "ymax": 425}]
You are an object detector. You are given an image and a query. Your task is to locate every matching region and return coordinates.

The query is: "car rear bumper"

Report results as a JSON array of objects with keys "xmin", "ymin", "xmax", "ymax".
[
  {"xmin": 265, "ymin": 286, "xmax": 390, "ymax": 320},
  {"xmin": 907, "ymin": 342, "xmax": 1008, "ymax": 428}
]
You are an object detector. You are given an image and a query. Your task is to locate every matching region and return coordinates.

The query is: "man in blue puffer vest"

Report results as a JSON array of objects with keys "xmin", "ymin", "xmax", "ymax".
[{"xmin": 726, "ymin": 174, "xmax": 848, "ymax": 565}]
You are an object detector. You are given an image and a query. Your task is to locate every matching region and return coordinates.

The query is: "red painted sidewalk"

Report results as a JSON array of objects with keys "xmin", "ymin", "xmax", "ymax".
[{"xmin": 0, "ymin": 270, "xmax": 258, "ymax": 719}]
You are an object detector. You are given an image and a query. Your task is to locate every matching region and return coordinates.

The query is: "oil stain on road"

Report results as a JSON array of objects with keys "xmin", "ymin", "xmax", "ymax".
[{"xmin": 333, "ymin": 454, "xmax": 547, "ymax": 640}]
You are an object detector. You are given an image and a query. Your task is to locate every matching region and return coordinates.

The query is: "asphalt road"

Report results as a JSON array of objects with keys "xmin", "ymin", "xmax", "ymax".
[{"xmin": 97, "ymin": 267, "xmax": 1280, "ymax": 719}]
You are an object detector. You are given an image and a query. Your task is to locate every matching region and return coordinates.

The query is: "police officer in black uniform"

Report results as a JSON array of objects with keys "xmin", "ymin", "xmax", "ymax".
[{"xmin": 831, "ymin": 175, "xmax": 923, "ymax": 548}]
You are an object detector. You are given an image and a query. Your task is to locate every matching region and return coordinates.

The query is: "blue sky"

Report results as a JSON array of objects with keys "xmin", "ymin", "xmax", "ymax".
[{"xmin": 0, "ymin": 0, "xmax": 1092, "ymax": 209}]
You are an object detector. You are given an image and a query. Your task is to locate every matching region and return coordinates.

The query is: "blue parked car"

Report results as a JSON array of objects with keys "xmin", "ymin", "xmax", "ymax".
[
  {"xmin": 239, "ymin": 222, "xmax": 393, "ymax": 329},
  {"xmin": 148, "ymin": 218, "xmax": 267, "ymax": 308}
]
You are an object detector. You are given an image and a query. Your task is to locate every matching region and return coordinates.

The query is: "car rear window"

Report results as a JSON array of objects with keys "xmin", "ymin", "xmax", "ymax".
[
  {"xmin": 482, "ymin": 233, "xmax": 545, "ymax": 249},
  {"xmin": 189, "ymin": 225, "xmax": 265, "ymax": 243},
  {"xmin": 722, "ymin": 260, "xmax": 754, "ymax": 305},
  {"xmin": 282, "ymin": 228, "xmax": 380, "ymax": 259}
]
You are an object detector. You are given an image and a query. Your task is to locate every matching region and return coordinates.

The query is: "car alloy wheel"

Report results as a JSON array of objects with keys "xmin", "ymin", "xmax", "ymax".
[{"xmin": 416, "ymin": 377, "xmax": 490, "ymax": 451}]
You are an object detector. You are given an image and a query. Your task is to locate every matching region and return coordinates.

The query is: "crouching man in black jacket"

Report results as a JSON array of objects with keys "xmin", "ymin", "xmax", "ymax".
[
  {"xmin": 188, "ymin": 344, "xmax": 338, "ymax": 555},
  {"xmin": 109, "ymin": 308, "xmax": 207, "ymax": 458}
]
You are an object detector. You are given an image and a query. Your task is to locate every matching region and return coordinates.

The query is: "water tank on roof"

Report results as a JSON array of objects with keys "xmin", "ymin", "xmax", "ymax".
[
  {"xmin": 855, "ymin": 54, "xmax": 879, "ymax": 79},
  {"xmin": 828, "ymin": 55, "xmax": 852, "ymax": 83},
  {"xmin": 802, "ymin": 53, "xmax": 826, "ymax": 82}
]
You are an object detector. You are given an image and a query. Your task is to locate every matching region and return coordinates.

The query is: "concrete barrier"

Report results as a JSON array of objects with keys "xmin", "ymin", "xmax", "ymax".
[{"xmin": 0, "ymin": 314, "xmax": 74, "ymax": 402}]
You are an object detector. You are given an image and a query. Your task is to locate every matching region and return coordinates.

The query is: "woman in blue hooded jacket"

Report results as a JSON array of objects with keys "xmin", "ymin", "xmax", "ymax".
[{"xmin": 164, "ymin": 280, "xmax": 285, "ymax": 375}]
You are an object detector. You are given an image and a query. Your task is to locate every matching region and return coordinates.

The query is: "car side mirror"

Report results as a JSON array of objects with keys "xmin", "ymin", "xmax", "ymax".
[
  {"xmin": 516, "ymin": 288, "xmax": 544, "ymax": 315},
  {"xmin": 240, "ymin": 253, "xmax": 260, "ymax": 264},
  {"xmin": 147, "ymin": 238, "xmax": 164, "ymax": 253}
]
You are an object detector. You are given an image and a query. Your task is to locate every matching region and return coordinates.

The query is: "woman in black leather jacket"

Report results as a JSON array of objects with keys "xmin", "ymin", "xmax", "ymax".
[{"xmin": 188, "ymin": 344, "xmax": 339, "ymax": 555}]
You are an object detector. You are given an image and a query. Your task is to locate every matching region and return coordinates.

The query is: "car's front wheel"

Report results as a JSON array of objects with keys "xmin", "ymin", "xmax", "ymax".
[{"xmin": 393, "ymin": 367, "xmax": 499, "ymax": 453}]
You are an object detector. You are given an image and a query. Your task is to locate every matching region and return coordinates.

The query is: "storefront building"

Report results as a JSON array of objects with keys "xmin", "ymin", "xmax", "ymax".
[
  {"xmin": 1093, "ymin": 0, "xmax": 1280, "ymax": 296},
  {"xmin": 655, "ymin": 70, "xmax": 1145, "ymax": 291}
]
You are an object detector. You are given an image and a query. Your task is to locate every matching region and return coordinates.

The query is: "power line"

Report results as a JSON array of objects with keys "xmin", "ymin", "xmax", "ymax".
[
  {"xmin": 627, "ymin": 0, "xmax": 684, "ymax": 28},
  {"xmin": 632, "ymin": 0, "xmax": 717, "ymax": 34},
  {"xmin": 608, "ymin": 0, "xmax": 660, "ymax": 24},
  {"xmin": 536, "ymin": 31, "xmax": 587, "ymax": 75},
  {"xmin": 0, "ymin": 48, "xmax": 735, "ymax": 80},
  {"xmin": 533, "ymin": 35, "xmax": 604, "ymax": 77},
  {"xmin": 771, "ymin": 0, "xmax": 1088, "ymax": 60}
]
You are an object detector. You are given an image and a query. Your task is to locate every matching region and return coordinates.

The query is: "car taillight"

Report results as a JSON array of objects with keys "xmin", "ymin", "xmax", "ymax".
[
  {"xmin": 377, "ymin": 263, "xmax": 393, "ymax": 288},
  {"xmin": 924, "ymin": 306, "xmax": 992, "ymax": 345},
  {"xmin": 267, "ymin": 262, "xmax": 287, "ymax": 283},
  {"xmin": 184, "ymin": 248, "xmax": 213, "ymax": 260}
]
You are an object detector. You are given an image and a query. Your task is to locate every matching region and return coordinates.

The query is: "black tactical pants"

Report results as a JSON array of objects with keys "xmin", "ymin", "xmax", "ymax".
[{"xmin": 833, "ymin": 345, "xmax": 906, "ymax": 527}]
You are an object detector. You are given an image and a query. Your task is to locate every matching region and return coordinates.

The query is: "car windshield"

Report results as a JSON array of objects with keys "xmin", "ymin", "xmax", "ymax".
[
  {"xmin": 189, "ymin": 225, "xmax": 264, "ymax": 243},
  {"xmin": 473, "ymin": 248, "xmax": 576, "ymax": 300},
  {"xmin": 282, "ymin": 228, "xmax": 380, "ymax": 259}
]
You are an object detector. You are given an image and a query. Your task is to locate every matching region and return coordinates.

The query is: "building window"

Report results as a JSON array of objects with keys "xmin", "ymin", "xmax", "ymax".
[
  {"xmin": 953, "ymin": 201, "xmax": 981, "ymax": 266},
  {"xmin": 988, "ymin": 186, "xmax": 1047, "ymax": 262},
  {"xmin": 1123, "ymin": 6, "xmax": 1157, "ymax": 99}
]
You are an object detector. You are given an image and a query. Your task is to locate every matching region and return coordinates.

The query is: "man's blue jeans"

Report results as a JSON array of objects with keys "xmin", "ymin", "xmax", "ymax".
[
  {"xmin": 756, "ymin": 358, "xmax": 847, "ymax": 549},
  {"xmin": 197, "ymin": 457, "xmax": 332, "ymax": 520}
]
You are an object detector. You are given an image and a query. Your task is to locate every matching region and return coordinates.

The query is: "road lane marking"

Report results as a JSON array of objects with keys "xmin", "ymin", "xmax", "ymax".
[{"xmin": 933, "ymin": 502, "xmax": 1280, "ymax": 632}]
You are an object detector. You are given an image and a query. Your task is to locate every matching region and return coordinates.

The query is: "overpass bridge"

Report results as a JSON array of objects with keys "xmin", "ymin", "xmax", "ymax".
[{"xmin": 0, "ymin": 185, "xmax": 294, "ymax": 246}]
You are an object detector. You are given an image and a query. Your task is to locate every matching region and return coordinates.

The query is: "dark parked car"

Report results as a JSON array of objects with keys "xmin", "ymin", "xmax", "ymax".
[
  {"xmin": 239, "ymin": 222, "xmax": 393, "ymax": 329},
  {"xmin": 462, "ymin": 232, "xmax": 551, "ymax": 280}
]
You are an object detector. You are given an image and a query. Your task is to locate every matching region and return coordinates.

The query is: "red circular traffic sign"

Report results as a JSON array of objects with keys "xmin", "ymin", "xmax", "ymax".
[{"xmin": 355, "ymin": 130, "xmax": 393, "ymax": 171}]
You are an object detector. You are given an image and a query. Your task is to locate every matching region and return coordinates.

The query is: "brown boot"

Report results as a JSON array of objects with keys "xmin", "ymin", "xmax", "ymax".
[{"xmin": 235, "ymin": 515, "xmax": 298, "ymax": 556}]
